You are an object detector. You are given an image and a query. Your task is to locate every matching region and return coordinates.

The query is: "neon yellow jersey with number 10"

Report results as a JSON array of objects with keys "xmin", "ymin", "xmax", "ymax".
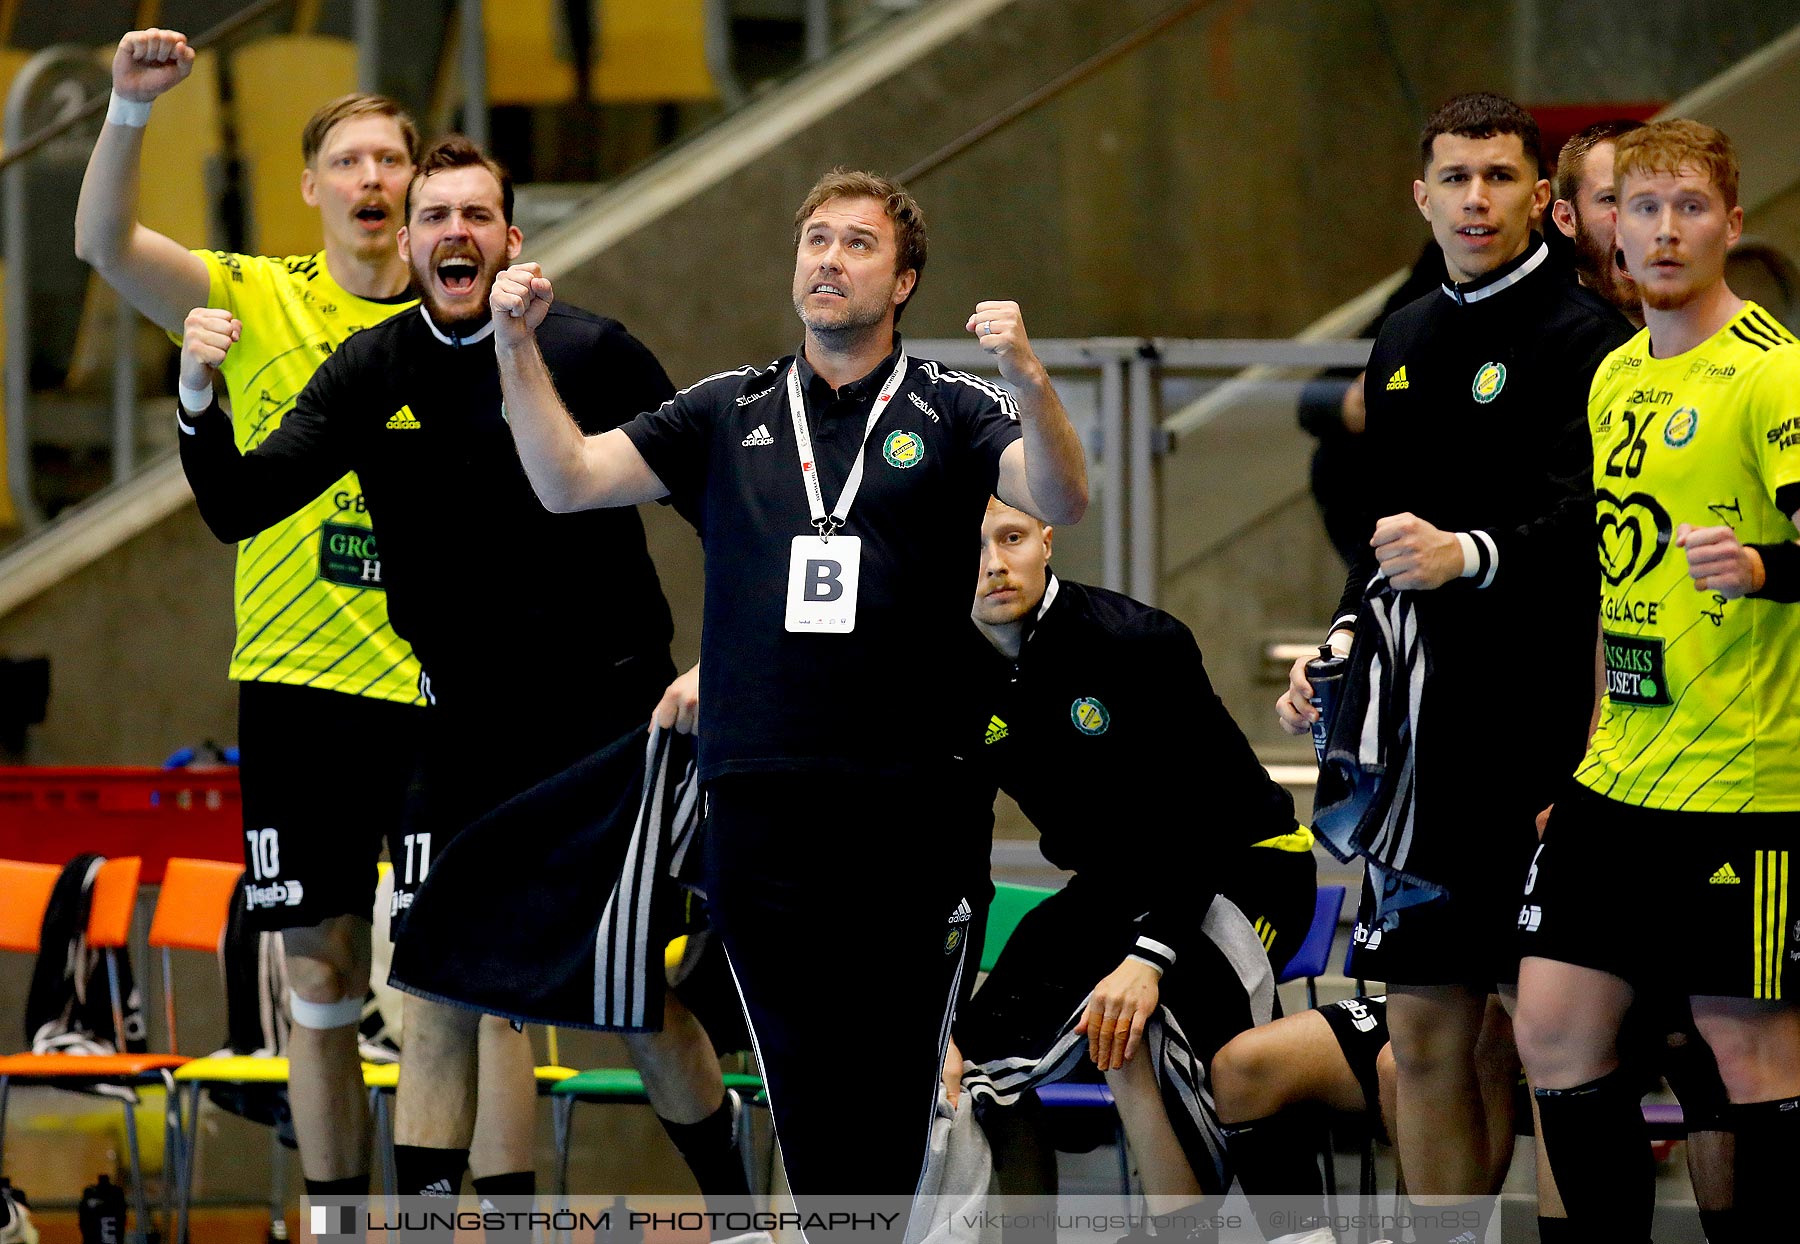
[
  {"xmin": 190, "ymin": 249, "xmax": 425, "ymax": 705},
  {"xmin": 1576, "ymin": 302, "xmax": 1800, "ymax": 812}
]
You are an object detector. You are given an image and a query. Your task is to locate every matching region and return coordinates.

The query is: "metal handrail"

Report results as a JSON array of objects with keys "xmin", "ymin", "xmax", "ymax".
[
  {"xmin": 2, "ymin": 0, "xmax": 291, "ymax": 530},
  {"xmin": 898, "ymin": 0, "xmax": 1213, "ymax": 185},
  {"xmin": 907, "ymin": 337, "xmax": 1370, "ymax": 603},
  {"xmin": 0, "ymin": 0, "xmax": 288, "ymax": 176}
]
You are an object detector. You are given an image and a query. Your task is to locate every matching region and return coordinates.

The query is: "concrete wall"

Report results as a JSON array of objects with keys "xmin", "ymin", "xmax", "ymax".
[{"xmin": 0, "ymin": 507, "xmax": 236, "ymax": 763}]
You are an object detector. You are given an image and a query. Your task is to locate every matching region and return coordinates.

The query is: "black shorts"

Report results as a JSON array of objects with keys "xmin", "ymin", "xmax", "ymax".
[
  {"xmin": 237, "ymin": 680, "xmax": 423, "ymax": 932},
  {"xmin": 1520, "ymin": 779, "xmax": 1800, "ymax": 1001},
  {"xmin": 1315, "ymin": 993, "xmax": 1389, "ymax": 1125},
  {"xmin": 1223, "ymin": 842, "xmax": 1318, "ymax": 973},
  {"xmin": 1348, "ymin": 813, "xmax": 1539, "ymax": 988},
  {"xmin": 390, "ymin": 653, "xmax": 674, "ymax": 935}
]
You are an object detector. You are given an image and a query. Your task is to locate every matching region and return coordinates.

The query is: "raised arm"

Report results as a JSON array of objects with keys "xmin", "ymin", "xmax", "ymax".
[
  {"xmin": 489, "ymin": 264, "xmax": 670, "ymax": 512},
  {"xmin": 176, "ymin": 309, "xmax": 353, "ymax": 542},
  {"xmin": 977, "ymin": 301, "xmax": 1088, "ymax": 525},
  {"xmin": 74, "ymin": 29, "xmax": 211, "ymax": 333}
]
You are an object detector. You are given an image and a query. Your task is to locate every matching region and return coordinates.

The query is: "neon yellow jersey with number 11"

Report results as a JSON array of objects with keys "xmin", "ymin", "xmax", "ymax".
[
  {"xmin": 190, "ymin": 249, "xmax": 425, "ymax": 705},
  {"xmin": 1576, "ymin": 302, "xmax": 1800, "ymax": 812}
]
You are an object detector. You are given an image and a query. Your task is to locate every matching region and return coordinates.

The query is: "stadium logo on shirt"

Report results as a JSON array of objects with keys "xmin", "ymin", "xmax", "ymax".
[
  {"xmin": 1663, "ymin": 407, "xmax": 1700, "ymax": 448},
  {"xmin": 386, "ymin": 405, "xmax": 421, "ymax": 430},
  {"xmin": 1471, "ymin": 361, "xmax": 1507, "ymax": 404},
  {"xmin": 1070, "ymin": 697, "xmax": 1110, "ymax": 736},
  {"xmin": 984, "ymin": 715, "xmax": 1009, "ymax": 744},
  {"xmin": 882, "ymin": 430, "xmax": 925, "ymax": 469},
  {"xmin": 1385, "ymin": 366, "xmax": 1409, "ymax": 391}
]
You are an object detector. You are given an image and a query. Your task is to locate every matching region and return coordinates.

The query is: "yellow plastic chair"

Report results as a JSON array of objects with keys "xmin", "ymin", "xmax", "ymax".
[
  {"xmin": 485, "ymin": 0, "xmax": 716, "ymax": 105},
  {"xmin": 228, "ymin": 34, "xmax": 356, "ymax": 257}
]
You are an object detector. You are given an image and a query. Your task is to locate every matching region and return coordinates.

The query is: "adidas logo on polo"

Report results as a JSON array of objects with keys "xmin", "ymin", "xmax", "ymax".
[
  {"xmin": 741, "ymin": 424, "xmax": 773, "ymax": 447},
  {"xmin": 386, "ymin": 405, "xmax": 420, "ymax": 429},
  {"xmin": 984, "ymin": 715, "xmax": 1009, "ymax": 744},
  {"xmin": 949, "ymin": 898, "xmax": 973, "ymax": 925},
  {"xmin": 1386, "ymin": 366, "xmax": 1409, "ymax": 391},
  {"xmin": 1710, "ymin": 862, "xmax": 1742, "ymax": 885}
]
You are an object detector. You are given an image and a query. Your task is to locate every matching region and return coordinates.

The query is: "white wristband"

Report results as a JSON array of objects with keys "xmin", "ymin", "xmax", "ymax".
[
  {"xmin": 107, "ymin": 92, "xmax": 152, "ymax": 128},
  {"xmin": 1456, "ymin": 531, "xmax": 1479, "ymax": 577},
  {"xmin": 178, "ymin": 380, "xmax": 214, "ymax": 413}
]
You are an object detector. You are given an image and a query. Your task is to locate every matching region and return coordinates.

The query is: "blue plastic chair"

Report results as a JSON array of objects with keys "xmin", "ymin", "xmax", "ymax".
[{"xmin": 1278, "ymin": 884, "xmax": 1347, "ymax": 1009}]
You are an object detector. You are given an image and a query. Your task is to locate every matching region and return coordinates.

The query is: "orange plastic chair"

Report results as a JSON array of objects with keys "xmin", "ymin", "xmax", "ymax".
[{"xmin": 0, "ymin": 857, "xmax": 186, "ymax": 1238}]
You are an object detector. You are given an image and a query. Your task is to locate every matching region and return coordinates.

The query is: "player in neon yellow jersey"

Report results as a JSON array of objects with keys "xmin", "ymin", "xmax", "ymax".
[
  {"xmin": 1514, "ymin": 118, "xmax": 1800, "ymax": 1240},
  {"xmin": 75, "ymin": 28, "xmax": 531, "ymax": 1206}
]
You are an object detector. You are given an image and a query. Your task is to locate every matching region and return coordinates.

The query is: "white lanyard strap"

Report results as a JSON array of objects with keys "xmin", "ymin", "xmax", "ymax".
[{"xmin": 785, "ymin": 348, "xmax": 909, "ymax": 537}]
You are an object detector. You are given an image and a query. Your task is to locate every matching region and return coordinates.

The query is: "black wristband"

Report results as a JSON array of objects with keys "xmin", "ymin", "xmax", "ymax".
[{"xmin": 1748, "ymin": 541, "xmax": 1800, "ymax": 603}]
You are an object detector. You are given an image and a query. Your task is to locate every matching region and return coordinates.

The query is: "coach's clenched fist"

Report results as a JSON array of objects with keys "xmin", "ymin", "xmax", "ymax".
[
  {"xmin": 966, "ymin": 300, "xmax": 1046, "ymax": 390},
  {"xmin": 113, "ymin": 29, "xmax": 196, "ymax": 103},
  {"xmin": 491, "ymin": 262, "xmax": 554, "ymax": 343},
  {"xmin": 180, "ymin": 308, "xmax": 240, "ymax": 393}
]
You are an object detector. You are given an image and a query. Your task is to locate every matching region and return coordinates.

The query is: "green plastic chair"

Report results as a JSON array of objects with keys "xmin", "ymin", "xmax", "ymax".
[
  {"xmin": 550, "ymin": 1068, "xmax": 765, "ymax": 1196},
  {"xmin": 982, "ymin": 881, "xmax": 1055, "ymax": 970}
]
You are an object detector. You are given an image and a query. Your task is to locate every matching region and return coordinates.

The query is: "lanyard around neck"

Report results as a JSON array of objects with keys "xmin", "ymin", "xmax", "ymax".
[{"xmin": 785, "ymin": 348, "xmax": 909, "ymax": 538}]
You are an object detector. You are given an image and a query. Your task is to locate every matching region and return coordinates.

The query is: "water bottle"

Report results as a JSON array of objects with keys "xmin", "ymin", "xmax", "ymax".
[
  {"xmin": 78, "ymin": 1175, "xmax": 125, "ymax": 1244},
  {"xmin": 1304, "ymin": 644, "xmax": 1350, "ymax": 766}
]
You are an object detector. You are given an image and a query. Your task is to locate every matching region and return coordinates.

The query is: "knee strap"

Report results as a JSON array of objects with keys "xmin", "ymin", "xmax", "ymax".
[{"xmin": 289, "ymin": 990, "xmax": 365, "ymax": 1030}]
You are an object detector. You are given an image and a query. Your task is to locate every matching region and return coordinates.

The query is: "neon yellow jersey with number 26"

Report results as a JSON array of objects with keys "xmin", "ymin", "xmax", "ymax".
[
  {"xmin": 1576, "ymin": 302, "xmax": 1800, "ymax": 811},
  {"xmin": 190, "ymin": 249, "xmax": 424, "ymax": 705}
]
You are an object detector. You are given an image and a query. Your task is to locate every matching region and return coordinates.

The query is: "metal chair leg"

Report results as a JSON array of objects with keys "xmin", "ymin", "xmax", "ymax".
[
  {"xmin": 269, "ymin": 1127, "xmax": 286, "ymax": 1241},
  {"xmin": 119, "ymin": 1091, "xmax": 153, "ymax": 1244},
  {"xmin": 553, "ymin": 1096, "xmax": 573, "ymax": 1199},
  {"xmin": 177, "ymin": 1082, "xmax": 203, "ymax": 1244},
  {"xmin": 159, "ymin": 1072, "xmax": 182, "ymax": 1240}
]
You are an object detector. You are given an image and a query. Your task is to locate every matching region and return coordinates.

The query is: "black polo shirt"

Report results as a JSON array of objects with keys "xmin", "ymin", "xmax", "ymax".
[{"xmin": 622, "ymin": 337, "xmax": 1023, "ymax": 781}]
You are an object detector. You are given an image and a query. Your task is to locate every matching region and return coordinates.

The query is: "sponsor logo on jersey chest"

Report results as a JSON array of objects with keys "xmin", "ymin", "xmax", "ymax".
[
  {"xmin": 319, "ymin": 522, "xmax": 384, "ymax": 588},
  {"xmin": 1602, "ymin": 631, "xmax": 1672, "ymax": 707}
]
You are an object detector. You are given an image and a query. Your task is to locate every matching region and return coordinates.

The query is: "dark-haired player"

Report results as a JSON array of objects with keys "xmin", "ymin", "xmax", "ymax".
[
  {"xmin": 1276, "ymin": 93, "xmax": 1631, "ymax": 1240},
  {"xmin": 175, "ymin": 137, "xmax": 745, "ymax": 1215}
]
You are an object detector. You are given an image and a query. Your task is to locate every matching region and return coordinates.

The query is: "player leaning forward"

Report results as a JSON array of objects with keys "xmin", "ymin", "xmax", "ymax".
[
  {"xmin": 489, "ymin": 169, "xmax": 1088, "ymax": 1208},
  {"xmin": 1514, "ymin": 118, "xmax": 1800, "ymax": 1242}
]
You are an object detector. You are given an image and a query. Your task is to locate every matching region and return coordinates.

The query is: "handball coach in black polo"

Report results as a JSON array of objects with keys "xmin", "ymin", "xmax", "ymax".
[
  {"xmin": 489, "ymin": 168, "xmax": 1088, "ymax": 1204},
  {"xmin": 173, "ymin": 136, "xmax": 747, "ymax": 1214},
  {"xmin": 1275, "ymin": 93, "xmax": 1631, "ymax": 1237}
]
